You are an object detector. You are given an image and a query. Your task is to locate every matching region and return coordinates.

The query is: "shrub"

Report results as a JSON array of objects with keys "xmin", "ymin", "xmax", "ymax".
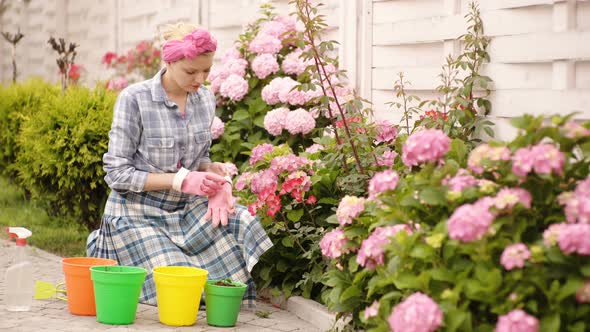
[
  {"xmin": 321, "ymin": 115, "xmax": 590, "ymax": 331},
  {"xmin": 15, "ymin": 86, "xmax": 116, "ymax": 229},
  {"xmin": 101, "ymin": 40, "xmax": 161, "ymax": 90},
  {"xmin": 0, "ymin": 79, "xmax": 60, "ymax": 179}
]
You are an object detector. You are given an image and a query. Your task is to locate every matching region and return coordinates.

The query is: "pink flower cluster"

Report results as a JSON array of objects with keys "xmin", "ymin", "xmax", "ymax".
[
  {"xmin": 282, "ymin": 49, "xmax": 310, "ymax": 76},
  {"xmin": 577, "ymin": 281, "xmax": 590, "ymax": 303},
  {"xmin": 368, "ymin": 170, "xmax": 400, "ymax": 199},
  {"xmin": 219, "ymin": 74, "xmax": 249, "ymax": 101},
  {"xmin": 319, "ymin": 228, "xmax": 347, "ymax": 258},
  {"xmin": 259, "ymin": 16, "xmax": 297, "ymax": 41},
  {"xmin": 211, "ymin": 116, "xmax": 225, "ymax": 139},
  {"xmin": 512, "ymin": 143, "xmax": 565, "ymax": 177},
  {"xmin": 563, "ymin": 121, "xmax": 590, "ymax": 140},
  {"xmin": 500, "ymin": 243, "xmax": 531, "ymax": 270},
  {"xmin": 561, "ymin": 177, "xmax": 590, "ymax": 224},
  {"xmin": 388, "ymin": 292, "xmax": 443, "ymax": 332},
  {"xmin": 494, "ymin": 309, "xmax": 538, "ymax": 332},
  {"xmin": 492, "ymin": 187, "xmax": 532, "ymax": 211},
  {"xmin": 375, "ymin": 150, "xmax": 398, "ymax": 168},
  {"xmin": 248, "ymin": 33, "xmax": 282, "ymax": 54},
  {"xmin": 374, "ymin": 120, "xmax": 398, "ymax": 144},
  {"xmin": 447, "ymin": 198, "xmax": 495, "ymax": 242},
  {"xmin": 442, "ymin": 169, "xmax": 478, "ymax": 193},
  {"xmin": 106, "ymin": 76, "xmax": 128, "ymax": 91},
  {"xmin": 209, "ymin": 58, "xmax": 248, "ymax": 94},
  {"xmin": 364, "ymin": 301, "xmax": 380, "ymax": 320},
  {"xmin": 402, "ymin": 129, "xmax": 451, "ymax": 167},
  {"xmin": 251, "ymin": 54, "xmax": 279, "ymax": 79},
  {"xmin": 467, "ymin": 144, "xmax": 511, "ymax": 174},
  {"xmin": 305, "ymin": 144, "xmax": 324, "ymax": 154},
  {"xmin": 543, "ymin": 223, "xmax": 564, "ymax": 247},
  {"xmin": 264, "ymin": 107, "xmax": 290, "ymax": 136},
  {"xmin": 250, "ymin": 143, "xmax": 275, "ymax": 165},
  {"xmin": 234, "ymin": 171, "xmax": 253, "ymax": 191},
  {"xmin": 285, "ymin": 108, "xmax": 316, "ymax": 135},
  {"xmin": 557, "ymin": 223, "xmax": 590, "ymax": 255},
  {"xmin": 357, "ymin": 225, "xmax": 412, "ymax": 269},
  {"xmin": 224, "ymin": 162, "xmax": 238, "ymax": 177},
  {"xmin": 270, "ymin": 154, "xmax": 313, "ymax": 174},
  {"xmin": 336, "ymin": 196, "xmax": 366, "ymax": 226}
]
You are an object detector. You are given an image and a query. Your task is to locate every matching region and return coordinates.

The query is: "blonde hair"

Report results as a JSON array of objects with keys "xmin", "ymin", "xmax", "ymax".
[{"xmin": 161, "ymin": 22, "xmax": 199, "ymax": 42}]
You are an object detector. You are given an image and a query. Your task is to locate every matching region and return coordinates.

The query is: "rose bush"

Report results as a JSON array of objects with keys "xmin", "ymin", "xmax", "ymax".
[
  {"xmin": 321, "ymin": 114, "xmax": 590, "ymax": 332},
  {"xmin": 101, "ymin": 40, "xmax": 161, "ymax": 90}
]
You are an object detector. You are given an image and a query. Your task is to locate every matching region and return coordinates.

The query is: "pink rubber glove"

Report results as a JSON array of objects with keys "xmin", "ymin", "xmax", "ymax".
[
  {"xmin": 204, "ymin": 182, "xmax": 235, "ymax": 227},
  {"xmin": 180, "ymin": 171, "xmax": 226, "ymax": 196}
]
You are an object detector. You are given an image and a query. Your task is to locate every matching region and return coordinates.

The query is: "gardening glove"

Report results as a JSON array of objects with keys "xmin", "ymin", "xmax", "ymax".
[
  {"xmin": 173, "ymin": 167, "xmax": 226, "ymax": 196},
  {"xmin": 204, "ymin": 182, "xmax": 235, "ymax": 227}
]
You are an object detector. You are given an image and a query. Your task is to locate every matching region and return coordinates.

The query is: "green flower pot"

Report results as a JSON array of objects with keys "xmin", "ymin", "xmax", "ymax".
[
  {"xmin": 205, "ymin": 279, "xmax": 247, "ymax": 327},
  {"xmin": 90, "ymin": 266, "xmax": 147, "ymax": 325}
]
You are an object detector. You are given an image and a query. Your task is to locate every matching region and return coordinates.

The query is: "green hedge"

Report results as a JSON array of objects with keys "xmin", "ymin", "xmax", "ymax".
[
  {"xmin": 0, "ymin": 80, "xmax": 60, "ymax": 178},
  {"xmin": 4, "ymin": 83, "xmax": 117, "ymax": 229}
]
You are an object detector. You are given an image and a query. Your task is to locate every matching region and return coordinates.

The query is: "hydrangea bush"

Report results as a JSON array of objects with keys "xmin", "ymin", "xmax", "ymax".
[
  {"xmin": 321, "ymin": 115, "xmax": 590, "ymax": 332},
  {"xmin": 101, "ymin": 40, "xmax": 162, "ymax": 91},
  {"xmin": 208, "ymin": 3, "xmax": 354, "ymax": 167}
]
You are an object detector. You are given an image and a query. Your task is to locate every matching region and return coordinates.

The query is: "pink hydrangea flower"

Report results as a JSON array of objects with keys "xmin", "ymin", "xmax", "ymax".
[
  {"xmin": 282, "ymin": 49, "xmax": 309, "ymax": 75},
  {"xmin": 264, "ymin": 107, "xmax": 290, "ymax": 136},
  {"xmin": 319, "ymin": 228, "xmax": 347, "ymax": 258},
  {"xmin": 368, "ymin": 170, "xmax": 400, "ymax": 198},
  {"xmin": 106, "ymin": 76, "xmax": 128, "ymax": 90},
  {"xmin": 248, "ymin": 33, "xmax": 282, "ymax": 54},
  {"xmin": 219, "ymin": 74, "xmax": 249, "ymax": 101},
  {"xmin": 286, "ymin": 84, "xmax": 315, "ymax": 106},
  {"xmin": 221, "ymin": 45, "xmax": 241, "ymax": 63},
  {"xmin": 250, "ymin": 169, "xmax": 278, "ymax": 194},
  {"xmin": 211, "ymin": 116, "xmax": 225, "ymax": 139},
  {"xmin": 402, "ymin": 129, "xmax": 451, "ymax": 167},
  {"xmin": 251, "ymin": 54, "xmax": 279, "ymax": 79},
  {"xmin": 442, "ymin": 169, "xmax": 478, "ymax": 193},
  {"xmin": 563, "ymin": 121, "xmax": 590, "ymax": 140},
  {"xmin": 223, "ymin": 58, "xmax": 249, "ymax": 78},
  {"xmin": 235, "ymin": 172, "xmax": 254, "ymax": 191},
  {"xmin": 494, "ymin": 309, "xmax": 539, "ymax": 332},
  {"xmin": 493, "ymin": 187, "xmax": 532, "ymax": 210},
  {"xmin": 364, "ymin": 301, "xmax": 380, "ymax": 320},
  {"xmin": 224, "ymin": 162, "xmax": 238, "ymax": 177},
  {"xmin": 250, "ymin": 143, "xmax": 274, "ymax": 165},
  {"xmin": 375, "ymin": 150, "xmax": 398, "ymax": 168},
  {"xmin": 576, "ymin": 281, "xmax": 590, "ymax": 303},
  {"xmin": 468, "ymin": 144, "xmax": 511, "ymax": 174},
  {"xmin": 273, "ymin": 15, "xmax": 297, "ymax": 32},
  {"xmin": 277, "ymin": 77, "xmax": 299, "ymax": 104},
  {"xmin": 500, "ymin": 243, "xmax": 531, "ymax": 270},
  {"xmin": 285, "ymin": 109, "xmax": 316, "ymax": 135},
  {"xmin": 305, "ymin": 144, "xmax": 324, "ymax": 154},
  {"xmin": 261, "ymin": 77, "xmax": 285, "ymax": 105},
  {"xmin": 336, "ymin": 196, "xmax": 366, "ymax": 226},
  {"xmin": 388, "ymin": 292, "xmax": 443, "ymax": 332},
  {"xmin": 561, "ymin": 177, "xmax": 590, "ymax": 224},
  {"xmin": 357, "ymin": 225, "xmax": 412, "ymax": 269},
  {"xmin": 447, "ymin": 198, "xmax": 495, "ymax": 242},
  {"xmin": 374, "ymin": 120, "xmax": 398, "ymax": 144},
  {"xmin": 558, "ymin": 223, "xmax": 590, "ymax": 255},
  {"xmin": 270, "ymin": 154, "xmax": 312, "ymax": 174},
  {"xmin": 543, "ymin": 223, "xmax": 566, "ymax": 247},
  {"xmin": 512, "ymin": 143, "xmax": 565, "ymax": 177}
]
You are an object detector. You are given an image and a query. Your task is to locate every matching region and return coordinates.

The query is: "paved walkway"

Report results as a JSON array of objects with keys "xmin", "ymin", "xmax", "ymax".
[{"xmin": 0, "ymin": 240, "xmax": 320, "ymax": 331}]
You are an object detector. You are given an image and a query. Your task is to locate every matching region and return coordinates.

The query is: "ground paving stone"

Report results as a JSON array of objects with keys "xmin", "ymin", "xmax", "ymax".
[{"xmin": 0, "ymin": 240, "xmax": 320, "ymax": 331}]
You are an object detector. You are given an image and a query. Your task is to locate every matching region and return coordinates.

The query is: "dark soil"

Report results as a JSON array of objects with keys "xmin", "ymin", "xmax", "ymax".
[{"xmin": 213, "ymin": 280, "xmax": 237, "ymax": 287}]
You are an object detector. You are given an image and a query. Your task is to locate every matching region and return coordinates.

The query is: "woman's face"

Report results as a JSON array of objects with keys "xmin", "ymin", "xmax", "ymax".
[{"xmin": 167, "ymin": 53, "xmax": 214, "ymax": 93}]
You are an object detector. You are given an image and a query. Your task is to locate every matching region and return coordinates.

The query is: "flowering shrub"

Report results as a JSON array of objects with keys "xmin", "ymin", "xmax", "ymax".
[
  {"xmin": 101, "ymin": 40, "xmax": 161, "ymax": 90},
  {"xmin": 208, "ymin": 3, "xmax": 354, "ymax": 167},
  {"xmin": 321, "ymin": 114, "xmax": 590, "ymax": 331}
]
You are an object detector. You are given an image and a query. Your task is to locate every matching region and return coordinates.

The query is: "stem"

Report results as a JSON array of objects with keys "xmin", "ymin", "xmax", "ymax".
[
  {"xmin": 302, "ymin": 202, "xmax": 316, "ymax": 226},
  {"xmin": 298, "ymin": 0, "xmax": 364, "ymax": 174}
]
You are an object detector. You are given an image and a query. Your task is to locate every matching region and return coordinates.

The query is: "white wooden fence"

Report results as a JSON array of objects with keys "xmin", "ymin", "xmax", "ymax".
[{"xmin": 1, "ymin": 0, "xmax": 588, "ymax": 139}]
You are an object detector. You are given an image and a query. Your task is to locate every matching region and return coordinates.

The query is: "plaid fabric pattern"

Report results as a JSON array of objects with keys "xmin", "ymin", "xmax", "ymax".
[
  {"xmin": 87, "ymin": 191, "xmax": 273, "ymax": 307},
  {"xmin": 88, "ymin": 68, "xmax": 273, "ymax": 307}
]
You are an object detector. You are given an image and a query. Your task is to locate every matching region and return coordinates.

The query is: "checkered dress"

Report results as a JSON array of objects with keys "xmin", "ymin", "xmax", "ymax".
[{"xmin": 87, "ymin": 69, "xmax": 273, "ymax": 307}]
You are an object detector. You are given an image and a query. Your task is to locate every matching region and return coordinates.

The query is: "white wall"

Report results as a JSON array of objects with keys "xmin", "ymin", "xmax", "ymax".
[
  {"xmin": 365, "ymin": 0, "xmax": 590, "ymax": 139},
  {"xmin": 1, "ymin": 0, "xmax": 589, "ymax": 140}
]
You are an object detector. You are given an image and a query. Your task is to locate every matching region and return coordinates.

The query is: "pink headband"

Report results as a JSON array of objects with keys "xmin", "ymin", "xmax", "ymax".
[{"xmin": 162, "ymin": 29, "xmax": 217, "ymax": 63}]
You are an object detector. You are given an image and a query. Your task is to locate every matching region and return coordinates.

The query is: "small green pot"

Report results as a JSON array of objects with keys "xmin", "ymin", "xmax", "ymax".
[
  {"xmin": 90, "ymin": 266, "xmax": 147, "ymax": 325},
  {"xmin": 205, "ymin": 279, "xmax": 248, "ymax": 327}
]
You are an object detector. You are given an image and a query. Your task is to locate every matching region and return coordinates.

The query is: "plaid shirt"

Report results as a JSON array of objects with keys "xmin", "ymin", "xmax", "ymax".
[{"xmin": 103, "ymin": 68, "xmax": 216, "ymax": 193}]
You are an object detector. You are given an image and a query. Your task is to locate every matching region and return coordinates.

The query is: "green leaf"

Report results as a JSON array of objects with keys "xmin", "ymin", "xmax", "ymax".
[
  {"xmin": 281, "ymin": 237, "xmax": 294, "ymax": 248},
  {"xmin": 340, "ymin": 285, "xmax": 361, "ymax": 301},
  {"xmin": 557, "ymin": 278, "xmax": 583, "ymax": 302},
  {"xmin": 539, "ymin": 312, "xmax": 560, "ymax": 332},
  {"xmin": 419, "ymin": 188, "xmax": 447, "ymax": 206},
  {"xmin": 232, "ymin": 109, "xmax": 250, "ymax": 121},
  {"xmin": 287, "ymin": 209, "xmax": 304, "ymax": 222},
  {"xmin": 581, "ymin": 264, "xmax": 590, "ymax": 277},
  {"xmin": 410, "ymin": 243, "xmax": 436, "ymax": 260}
]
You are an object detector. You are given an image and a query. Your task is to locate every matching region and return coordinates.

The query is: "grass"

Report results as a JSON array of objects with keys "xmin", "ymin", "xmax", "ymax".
[{"xmin": 0, "ymin": 176, "xmax": 90, "ymax": 257}]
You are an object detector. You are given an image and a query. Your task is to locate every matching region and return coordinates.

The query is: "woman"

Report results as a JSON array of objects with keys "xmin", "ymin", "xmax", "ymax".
[{"xmin": 87, "ymin": 22, "xmax": 272, "ymax": 307}]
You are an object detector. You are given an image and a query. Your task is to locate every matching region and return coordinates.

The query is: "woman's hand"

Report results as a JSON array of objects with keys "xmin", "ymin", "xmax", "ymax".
[{"xmin": 202, "ymin": 162, "xmax": 228, "ymax": 176}]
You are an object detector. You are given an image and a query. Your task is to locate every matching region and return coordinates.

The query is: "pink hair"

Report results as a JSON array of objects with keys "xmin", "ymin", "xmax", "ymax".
[{"xmin": 162, "ymin": 29, "xmax": 217, "ymax": 63}]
